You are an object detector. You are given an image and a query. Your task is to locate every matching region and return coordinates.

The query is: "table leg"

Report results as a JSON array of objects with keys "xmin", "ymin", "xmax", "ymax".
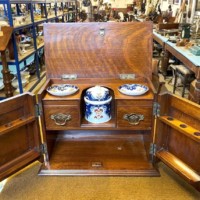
[
  {"xmin": 194, "ymin": 68, "xmax": 200, "ymax": 104},
  {"xmin": 161, "ymin": 50, "xmax": 170, "ymax": 78}
]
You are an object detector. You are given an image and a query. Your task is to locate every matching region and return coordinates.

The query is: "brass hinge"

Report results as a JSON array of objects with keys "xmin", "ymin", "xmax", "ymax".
[
  {"xmin": 35, "ymin": 103, "xmax": 42, "ymax": 117},
  {"xmin": 35, "ymin": 143, "xmax": 48, "ymax": 154},
  {"xmin": 61, "ymin": 74, "xmax": 77, "ymax": 80},
  {"xmin": 149, "ymin": 143, "xmax": 157, "ymax": 155},
  {"xmin": 119, "ymin": 74, "xmax": 135, "ymax": 80},
  {"xmin": 153, "ymin": 102, "xmax": 160, "ymax": 117}
]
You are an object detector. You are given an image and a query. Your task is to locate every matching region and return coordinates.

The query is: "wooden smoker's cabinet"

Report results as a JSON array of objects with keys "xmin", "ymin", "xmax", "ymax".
[{"xmin": 0, "ymin": 23, "xmax": 200, "ymax": 191}]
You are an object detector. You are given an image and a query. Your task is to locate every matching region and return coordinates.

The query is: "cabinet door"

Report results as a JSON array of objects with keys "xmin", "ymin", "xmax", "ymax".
[
  {"xmin": 155, "ymin": 93, "xmax": 200, "ymax": 191},
  {"xmin": 0, "ymin": 93, "xmax": 41, "ymax": 181}
]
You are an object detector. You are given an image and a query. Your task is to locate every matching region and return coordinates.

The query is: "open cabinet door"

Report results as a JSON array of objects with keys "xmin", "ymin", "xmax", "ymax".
[
  {"xmin": 154, "ymin": 93, "xmax": 200, "ymax": 191},
  {"xmin": 0, "ymin": 93, "xmax": 42, "ymax": 181}
]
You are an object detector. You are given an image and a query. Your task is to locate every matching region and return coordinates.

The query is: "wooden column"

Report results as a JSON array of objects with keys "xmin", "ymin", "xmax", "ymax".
[
  {"xmin": 1, "ymin": 51, "xmax": 13, "ymax": 97},
  {"xmin": 0, "ymin": 26, "xmax": 14, "ymax": 98},
  {"xmin": 161, "ymin": 50, "xmax": 170, "ymax": 78}
]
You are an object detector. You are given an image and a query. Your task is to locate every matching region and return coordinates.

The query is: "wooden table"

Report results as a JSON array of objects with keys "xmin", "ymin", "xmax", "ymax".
[
  {"xmin": 153, "ymin": 30, "xmax": 169, "ymax": 47},
  {"xmin": 163, "ymin": 42, "xmax": 200, "ymax": 104},
  {"xmin": 153, "ymin": 31, "xmax": 200, "ymax": 104},
  {"xmin": 153, "ymin": 31, "xmax": 170, "ymax": 75}
]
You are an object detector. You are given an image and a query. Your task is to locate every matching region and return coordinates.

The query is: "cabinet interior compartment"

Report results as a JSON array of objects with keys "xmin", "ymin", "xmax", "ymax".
[
  {"xmin": 80, "ymin": 87, "xmax": 116, "ymax": 128},
  {"xmin": 39, "ymin": 130, "xmax": 159, "ymax": 176}
]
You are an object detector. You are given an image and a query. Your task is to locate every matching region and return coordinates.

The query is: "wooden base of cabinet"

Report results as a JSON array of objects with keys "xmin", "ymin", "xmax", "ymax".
[{"xmin": 39, "ymin": 131, "xmax": 159, "ymax": 176}]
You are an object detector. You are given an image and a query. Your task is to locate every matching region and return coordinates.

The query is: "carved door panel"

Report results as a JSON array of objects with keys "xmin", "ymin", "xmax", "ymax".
[
  {"xmin": 155, "ymin": 93, "xmax": 200, "ymax": 191},
  {"xmin": 0, "ymin": 93, "xmax": 42, "ymax": 181}
]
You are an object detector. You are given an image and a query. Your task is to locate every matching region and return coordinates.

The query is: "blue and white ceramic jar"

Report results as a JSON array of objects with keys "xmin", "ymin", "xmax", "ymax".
[{"xmin": 84, "ymin": 86, "xmax": 112, "ymax": 123}]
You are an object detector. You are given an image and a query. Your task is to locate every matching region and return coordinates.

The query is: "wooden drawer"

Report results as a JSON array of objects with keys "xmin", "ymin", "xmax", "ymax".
[
  {"xmin": 43, "ymin": 105, "xmax": 80, "ymax": 130},
  {"xmin": 117, "ymin": 101, "xmax": 153, "ymax": 130}
]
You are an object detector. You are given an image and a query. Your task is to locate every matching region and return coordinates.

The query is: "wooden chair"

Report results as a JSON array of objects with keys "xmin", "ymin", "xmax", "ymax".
[
  {"xmin": 152, "ymin": 58, "xmax": 165, "ymax": 94},
  {"xmin": 173, "ymin": 65, "xmax": 195, "ymax": 97}
]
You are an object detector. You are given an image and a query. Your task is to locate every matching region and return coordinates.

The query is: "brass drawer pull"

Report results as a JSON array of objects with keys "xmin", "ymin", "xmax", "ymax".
[
  {"xmin": 123, "ymin": 113, "xmax": 144, "ymax": 125},
  {"xmin": 51, "ymin": 113, "xmax": 71, "ymax": 126}
]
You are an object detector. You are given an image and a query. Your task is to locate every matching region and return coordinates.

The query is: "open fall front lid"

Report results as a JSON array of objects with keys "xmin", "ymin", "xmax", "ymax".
[{"xmin": 44, "ymin": 22, "xmax": 153, "ymax": 79}]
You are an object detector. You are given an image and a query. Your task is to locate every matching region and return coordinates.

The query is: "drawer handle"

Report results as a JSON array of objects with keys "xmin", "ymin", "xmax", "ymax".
[
  {"xmin": 123, "ymin": 113, "xmax": 144, "ymax": 125},
  {"xmin": 50, "ymin": 113, "xmax": 71, "ymax": 126}
]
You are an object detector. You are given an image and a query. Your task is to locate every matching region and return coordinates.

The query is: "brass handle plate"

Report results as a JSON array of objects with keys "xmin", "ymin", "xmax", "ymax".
[
  {"xmin": 123, "ymin": 113, "xmax": 144, "ymax": 125},
  {"xmin": 51, "ymin": 113, "xmax": 71, "ymax": 126}
]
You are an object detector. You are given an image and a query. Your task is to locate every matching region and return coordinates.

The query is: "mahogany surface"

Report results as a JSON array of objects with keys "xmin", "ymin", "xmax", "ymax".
[{"xmin": 44, "ymin": 22, "xmax": 153, "ymax": 79}]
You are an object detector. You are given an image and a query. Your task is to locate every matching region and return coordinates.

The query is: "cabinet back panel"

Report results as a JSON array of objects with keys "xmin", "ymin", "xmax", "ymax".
[{"xmin": 44, "ymin": 22, "xmax": 153, "ymax": 79}]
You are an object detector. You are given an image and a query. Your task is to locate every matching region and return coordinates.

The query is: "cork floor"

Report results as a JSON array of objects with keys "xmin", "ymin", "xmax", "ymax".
[{"xmin": 0, "ymin": 161, "xmax": 199, "ymax": 200}]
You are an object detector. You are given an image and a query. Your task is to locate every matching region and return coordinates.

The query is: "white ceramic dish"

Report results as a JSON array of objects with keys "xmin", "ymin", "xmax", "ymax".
[
  {"xmin": 118, "ymin": 84, "xmax": 149, "ymax": 96},
  {"xmin": 47, "ymin": 84, "xmax": 79, "ymax": 96}
]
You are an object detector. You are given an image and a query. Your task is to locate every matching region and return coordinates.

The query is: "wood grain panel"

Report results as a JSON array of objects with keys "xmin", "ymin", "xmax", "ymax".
[{"xmin": 44, "ymin": 22, "xmax": 153, "ymax": 79}]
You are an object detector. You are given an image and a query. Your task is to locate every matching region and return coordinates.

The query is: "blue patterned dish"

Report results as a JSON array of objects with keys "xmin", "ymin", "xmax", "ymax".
[
  {"xmin": 118, "ymin": 84, "xmax": 149, "ymax": 96},
  {"xmin": 47, "ymin": 84, "xmax": 79, "ymax": 96}
]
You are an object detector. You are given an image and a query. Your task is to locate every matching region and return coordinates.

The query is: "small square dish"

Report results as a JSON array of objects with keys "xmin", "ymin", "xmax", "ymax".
[
  {"xmin": 118, "ymin": 84, "xmax": 149, "ymax": 96},
  {"xmin": 46, "ymin": 84, "xmax": 79, "ymax": 96}
]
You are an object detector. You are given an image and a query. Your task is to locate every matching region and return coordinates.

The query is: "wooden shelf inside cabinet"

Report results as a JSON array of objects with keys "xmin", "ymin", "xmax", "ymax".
[
  {"xmin": 0, "ymin": 116, "xmax": 36, "ymax": 136},
  {"xmin": 39, "ymin": 131, "xmax": 159, "ymax": 176},
  {"xmin": 158, "ymin": 116, "xmax": 200, "ymax": 143},
  {"xmin": 156, "ymin": 150, "xmax": 200, "ymax": 185},
  {"xmin": 81, "ymin": 118, "xmax": 116, "ymax": 128}
]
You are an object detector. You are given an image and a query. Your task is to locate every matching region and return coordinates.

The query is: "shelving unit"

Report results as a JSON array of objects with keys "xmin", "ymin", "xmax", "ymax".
[{"xmin": 0, "ymin": 0, "xmax": 78, "ymax": 99}]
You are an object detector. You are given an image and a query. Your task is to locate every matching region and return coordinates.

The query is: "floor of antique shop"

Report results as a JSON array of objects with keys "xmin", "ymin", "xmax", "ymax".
[{"xmin": 0, "ymin": 161, "xmax": 200, "ymax": 200}]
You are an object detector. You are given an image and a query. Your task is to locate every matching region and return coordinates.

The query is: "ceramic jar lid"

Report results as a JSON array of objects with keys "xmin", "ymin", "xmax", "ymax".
[{"xmin": 85, "ymin": 85, "xmax": 111, "ymax": 102}]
